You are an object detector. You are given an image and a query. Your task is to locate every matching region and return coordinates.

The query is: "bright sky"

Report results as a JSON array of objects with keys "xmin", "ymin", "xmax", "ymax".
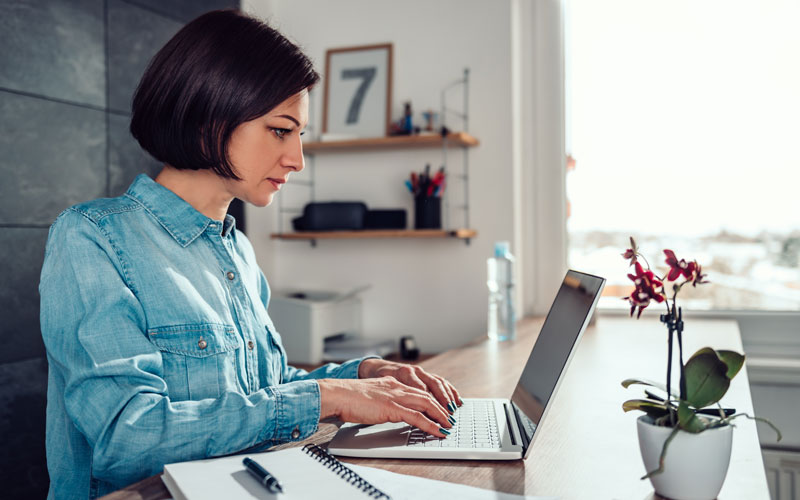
[{"xmin": 566, "ymin": 0, "xmax": 800, "ymax": 237}]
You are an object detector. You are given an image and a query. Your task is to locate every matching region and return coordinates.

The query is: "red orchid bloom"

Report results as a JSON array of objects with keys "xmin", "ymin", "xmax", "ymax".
[
  {"xmin": 626, "ymin": 261, "xmax": 665, "ymax": 318},
  {"xmin": 622, "ymin": 236, "xmax": 638, "ymax": 266},
  {"xmin": 692, "ymin": 262, "xmax": 709, "ymax": 287},
  {"xmin": 664, "ymin": 249, "xmax": 697, "ymax": 281}
]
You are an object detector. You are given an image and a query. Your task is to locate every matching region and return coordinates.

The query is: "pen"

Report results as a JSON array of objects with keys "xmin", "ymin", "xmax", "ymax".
[{"xmin": 243, "ymin": 457, "xmax": 284, "ymax": 494}]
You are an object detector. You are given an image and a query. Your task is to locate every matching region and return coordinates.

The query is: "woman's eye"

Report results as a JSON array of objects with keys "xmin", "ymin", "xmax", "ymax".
[{"xmin": 272, "ymin": 128, "xmax": 291, "ymax": 139}]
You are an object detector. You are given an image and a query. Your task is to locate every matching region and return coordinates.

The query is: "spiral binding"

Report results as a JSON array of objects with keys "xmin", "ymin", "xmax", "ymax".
[{"xmin": 302, "ymin": 443, "xmax": 392, "ymax": 499}]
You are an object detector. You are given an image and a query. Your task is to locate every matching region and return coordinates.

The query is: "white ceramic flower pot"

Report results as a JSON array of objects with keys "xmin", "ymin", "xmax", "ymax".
[{"xmin": 637, "ymin": 415, "xmax": 733, "ymax": 500}]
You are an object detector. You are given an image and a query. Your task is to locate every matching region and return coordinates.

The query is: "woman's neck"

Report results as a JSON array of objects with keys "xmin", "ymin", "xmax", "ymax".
[{"xmin": 154, "ymin": 166, "xmax": 233, "ymax": 222}]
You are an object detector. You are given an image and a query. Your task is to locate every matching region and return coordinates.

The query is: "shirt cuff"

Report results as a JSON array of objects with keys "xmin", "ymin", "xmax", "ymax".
[{"xmin": 264, "ymin": 380, "xmax": 320, "ymax": 443}]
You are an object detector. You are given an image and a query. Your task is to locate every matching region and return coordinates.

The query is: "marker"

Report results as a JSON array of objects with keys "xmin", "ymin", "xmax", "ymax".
[{"xmin": 243, "ymin": 457, "xmax": 284, "ymax": 494}]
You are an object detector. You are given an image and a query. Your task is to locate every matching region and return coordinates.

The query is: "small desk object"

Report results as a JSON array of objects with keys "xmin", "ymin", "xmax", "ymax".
[{"xmin": 101, "ymin": 316, "xmax": 768, "ymax": 499}]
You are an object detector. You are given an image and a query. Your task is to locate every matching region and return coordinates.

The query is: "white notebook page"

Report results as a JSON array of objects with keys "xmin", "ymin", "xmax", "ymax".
[
  {"xmin": 162, "ymin": 446, "xmax": 558, "ymax": 500},
  {"xmin": 163, "ymin": 447, "xmax": 376, "ymax": 499}
]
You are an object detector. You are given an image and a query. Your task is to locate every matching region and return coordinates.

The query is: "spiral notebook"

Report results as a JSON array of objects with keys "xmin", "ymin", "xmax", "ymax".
[
  {"xmin": 162, "ymin": 444, "xmax": 389, "ymax": 499},
  {"xmin": 162, "ymin": 443, "xmax": 552, "ymax": 500}
]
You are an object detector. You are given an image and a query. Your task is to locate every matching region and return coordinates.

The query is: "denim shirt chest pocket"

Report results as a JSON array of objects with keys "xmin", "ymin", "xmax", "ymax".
[
  {"xmin": 264, "ymin": 320, "xmax": 286, "ymax": 384},
  {"xmin": 147, "ymin": 323, "xmax": 242, "ymax": 401}
]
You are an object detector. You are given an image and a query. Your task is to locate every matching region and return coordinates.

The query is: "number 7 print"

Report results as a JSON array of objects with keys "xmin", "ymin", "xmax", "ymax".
[
  {"xmin": 341, "ymin": 67, "xmax": 376, "ymax": 124},
  {"xmin": 323, "ymin": 43, "xmax": 392, "ymax": 137}
]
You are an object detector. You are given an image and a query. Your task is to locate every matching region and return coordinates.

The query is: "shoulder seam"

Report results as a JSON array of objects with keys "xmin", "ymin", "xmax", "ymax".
[
  {"xmin": 65, "ymin": 208, "xmax": 140, "ymax": 297},
  {"xmin": 71, "ymin": 202, "xmax": 140, "ymax": 222}
]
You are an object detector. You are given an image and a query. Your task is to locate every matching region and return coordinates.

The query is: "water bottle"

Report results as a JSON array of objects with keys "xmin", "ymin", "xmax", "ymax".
[{"xmin": 487, "ymin": 241, "xmax": 516, "ymax": 341}]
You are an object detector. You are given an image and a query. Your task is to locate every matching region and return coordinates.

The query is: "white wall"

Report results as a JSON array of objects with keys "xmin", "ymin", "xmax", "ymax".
[{"xmin": 241, "ymin": 0, "xmax": 518, "ymax": 352}]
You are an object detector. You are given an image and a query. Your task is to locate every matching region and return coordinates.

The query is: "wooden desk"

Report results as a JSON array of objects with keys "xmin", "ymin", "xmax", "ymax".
[{"xmin": 103, "ymin": 316, "xmax": 769, "ymax": 499}]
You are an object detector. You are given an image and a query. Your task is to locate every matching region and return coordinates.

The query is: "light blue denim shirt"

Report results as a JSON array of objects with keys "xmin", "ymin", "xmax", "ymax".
[{"xmin": 39, "ymin": 174, "xmax": 372, "ymax": 499}]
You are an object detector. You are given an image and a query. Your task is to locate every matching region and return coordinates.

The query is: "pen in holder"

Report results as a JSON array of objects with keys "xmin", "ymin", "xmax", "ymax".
[
  {"xmin": 414, "ymin": 195, "xmax": 441, "ymax": 229},
  {"xmin": 407, "ymin": 164, "xmax": 446, "ymax": 230}
]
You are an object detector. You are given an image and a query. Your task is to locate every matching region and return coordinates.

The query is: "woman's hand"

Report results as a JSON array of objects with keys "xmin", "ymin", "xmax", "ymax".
[
  {"xmin": 318, "ymin": 377, "xmax": 455, "ymax": 438},
  {"xmin": 357, "ymin": 358, "xmax": 463, "ymax": 413}
]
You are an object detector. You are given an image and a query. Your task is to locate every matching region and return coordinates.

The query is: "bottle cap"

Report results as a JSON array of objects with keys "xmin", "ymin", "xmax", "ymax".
[{"xmin": 494, "ymin": 241, "xmax": 510, "ymax": 258}]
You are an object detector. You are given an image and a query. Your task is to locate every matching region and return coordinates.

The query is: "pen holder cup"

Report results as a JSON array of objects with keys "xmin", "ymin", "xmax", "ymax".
[{"xmin": 414, "ymin": 196, "xmax": 441, "ymax": 229}]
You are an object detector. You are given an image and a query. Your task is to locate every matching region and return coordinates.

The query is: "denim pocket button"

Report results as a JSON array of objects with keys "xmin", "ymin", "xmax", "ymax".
[
  {"xmin": 291, "ymin": 427, "xmax": 300, "ymax": 439},
  {"xmin": 198, "ymin": 339, "xmax": 207, "ymax": 349},
  {"xmin": 226, "ymin": 271, "xmax": 236, "ymax": 280}
]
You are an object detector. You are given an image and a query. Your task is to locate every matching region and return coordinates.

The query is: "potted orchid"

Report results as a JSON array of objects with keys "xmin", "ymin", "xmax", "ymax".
[{"xmin": 620, "ymin": 237, "xmax": 781, "ymax": 500}]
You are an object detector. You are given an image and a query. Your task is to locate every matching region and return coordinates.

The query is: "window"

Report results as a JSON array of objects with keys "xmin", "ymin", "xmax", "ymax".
[{"xmin": 565, "ymin": 0, "xmax": 800, "ymax": 311}]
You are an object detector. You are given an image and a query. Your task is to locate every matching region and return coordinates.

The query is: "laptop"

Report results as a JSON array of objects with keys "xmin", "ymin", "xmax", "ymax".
[{"xmin": 328, "ymin": 269, "xmax": 606, "ymax": 460}]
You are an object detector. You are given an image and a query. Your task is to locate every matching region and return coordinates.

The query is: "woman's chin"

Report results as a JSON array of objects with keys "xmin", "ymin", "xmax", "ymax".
[{"xmin": 247, "ymin": 193, "xmax": 274, "ymax": 208}]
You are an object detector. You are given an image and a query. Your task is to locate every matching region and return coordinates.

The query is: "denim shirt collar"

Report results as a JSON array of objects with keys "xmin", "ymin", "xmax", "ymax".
[{"xmin": 125, "ymin": 174, "xmax": 235, "ymax": 246}]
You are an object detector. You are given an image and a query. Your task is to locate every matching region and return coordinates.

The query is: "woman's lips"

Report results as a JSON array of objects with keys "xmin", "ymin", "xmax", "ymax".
[{"xmin": 268, "ymin": 178, "xmax": 284, "ymax": 190}]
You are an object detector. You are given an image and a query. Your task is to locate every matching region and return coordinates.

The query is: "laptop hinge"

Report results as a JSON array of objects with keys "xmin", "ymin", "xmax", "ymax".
[
  {"xmin": 502, "ymin": 403, "xmax": 517, "ymax": 446},
  {"xmin": 510, "ymin": 402, "xmax": 531, "ymax": 456}
]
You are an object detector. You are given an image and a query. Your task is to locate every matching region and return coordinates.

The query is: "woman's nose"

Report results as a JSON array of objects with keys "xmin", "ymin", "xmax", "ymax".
[{"xmin": 283, "ymin": 135, "xmax": 305, "ymax": 172}]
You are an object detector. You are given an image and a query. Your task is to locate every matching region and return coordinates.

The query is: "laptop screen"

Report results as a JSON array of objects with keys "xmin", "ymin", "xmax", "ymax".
[{"xmin": 510, "ymin": 270, "xmax": 605, "ymax": 458}]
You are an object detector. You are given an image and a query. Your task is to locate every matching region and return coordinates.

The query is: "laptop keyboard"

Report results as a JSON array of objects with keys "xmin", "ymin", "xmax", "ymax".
[{"xmin": 405, "ymin": 400, "xmax": 500, "ymax": 449}]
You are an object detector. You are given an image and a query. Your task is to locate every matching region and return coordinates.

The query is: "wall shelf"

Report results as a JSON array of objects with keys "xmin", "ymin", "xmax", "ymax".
[
  {"xmin": 302, "ymin": 132, "xmax": 479, "ymax": 153},
  {"xmin": 277, "ymin": 69, "xmax": 476, "ymax": 246},
  {"xmin": 271, "ymin": 228, "xmax": 477, "ymax": 243}
]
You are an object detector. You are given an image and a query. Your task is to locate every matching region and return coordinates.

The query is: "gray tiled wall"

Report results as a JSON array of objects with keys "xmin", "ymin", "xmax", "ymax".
[{"xmin": 0, "ymin": 1, "xmax": 239, "ymax": 498}]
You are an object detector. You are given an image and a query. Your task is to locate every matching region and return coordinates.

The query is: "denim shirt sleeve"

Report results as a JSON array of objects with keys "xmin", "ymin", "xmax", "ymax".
[
  {"xmin": 40, "ymin": 210, "xmax": 319, "ymax": 486},
  {"xmin": 253, "ymin": 266, "xmax": 379, "ymax": 383}
]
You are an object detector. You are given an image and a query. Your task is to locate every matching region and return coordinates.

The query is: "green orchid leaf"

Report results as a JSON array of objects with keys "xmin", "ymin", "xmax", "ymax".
[
  {"xmin": 684, "ymin": 348, "xmax": 731, "ymax": 408},
  {"xmin": 622, "ymin": 399, "xmax": 671, "ymax": 418},
  {"xmin": 716, "ymin": 350, "xmax": 745, "ymax": 380},
  {"xmin": 677, "ymin": 401, "xmax": 707, "ymax": 433},
  {"xmin": 621, "ymin": 378, "xmax": 679, "ymax": 398}
]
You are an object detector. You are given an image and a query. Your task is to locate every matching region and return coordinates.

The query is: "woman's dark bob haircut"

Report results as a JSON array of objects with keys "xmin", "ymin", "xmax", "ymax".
[{"xmin": 130, "ymin": 9, "xmax": 319, "ymax": 179}]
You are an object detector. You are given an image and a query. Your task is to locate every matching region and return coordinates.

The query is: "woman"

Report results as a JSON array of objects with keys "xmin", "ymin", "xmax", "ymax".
[{"xmin": 39, "ymin": 9, "xmax": 460, "ymax": 499}]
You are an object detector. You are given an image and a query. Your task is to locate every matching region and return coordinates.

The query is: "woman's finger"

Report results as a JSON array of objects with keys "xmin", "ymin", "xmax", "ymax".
[
  {"xmin": 404, "ymin": 371, "xmax": 428, "ymax": 392},
  {"xmin": 418, "ymin": 371, "xmax": 456, "ymax": 413},
  {"xmin": 444, "ymin": 378, "xmax": 463, "ymax": 406},
  {"xmin": 433, "ymin": 374, "xmax": 458, "ymax": 410},
  {"xmin": 399, "ymin": 390, "xmax": 453, "ymax": 428},
  {"xmin": 393, "ymin": 406, "xmax": 449, "ymax": 438}
]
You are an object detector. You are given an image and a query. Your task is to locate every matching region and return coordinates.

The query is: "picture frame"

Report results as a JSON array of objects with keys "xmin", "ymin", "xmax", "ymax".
[{"xmin": 323, "ymin": 43, "xmax": 393, "ymax": 138}]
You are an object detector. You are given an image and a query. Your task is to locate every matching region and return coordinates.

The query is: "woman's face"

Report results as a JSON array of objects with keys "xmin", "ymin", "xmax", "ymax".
[{"xmin": 225, "ymin": 90, "xmax": 309, "ymax": 207}]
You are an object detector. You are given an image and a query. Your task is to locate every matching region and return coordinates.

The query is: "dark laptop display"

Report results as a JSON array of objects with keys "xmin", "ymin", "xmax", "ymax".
[{"xmin": 510, "ymin": 270, "xmax": 605, "ymax": 456}]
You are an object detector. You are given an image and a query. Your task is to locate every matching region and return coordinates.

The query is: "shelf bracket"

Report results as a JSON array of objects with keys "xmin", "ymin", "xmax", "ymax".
[{"xmin": 441, "ymin": 68, "xmax": 471, "ymax": 232}]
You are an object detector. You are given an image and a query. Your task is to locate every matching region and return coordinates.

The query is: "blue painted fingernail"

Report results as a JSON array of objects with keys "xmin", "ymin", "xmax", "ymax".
[
  {"xmin": 448, "ymin": 402, "xmax": 456, "ymax": 412},
  {"xmin": 439, "ymin": 428, "xmax": 451, "ymax": 436},
  {"xmin": 448, "ymin": 416, "xmax": 456, "ymax": 425}
]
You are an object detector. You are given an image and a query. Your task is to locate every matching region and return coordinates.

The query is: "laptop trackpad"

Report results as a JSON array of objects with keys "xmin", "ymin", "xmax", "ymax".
[{"xmin": 331, "ymin": 422, "xmax": 411, "ymax": 449}]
